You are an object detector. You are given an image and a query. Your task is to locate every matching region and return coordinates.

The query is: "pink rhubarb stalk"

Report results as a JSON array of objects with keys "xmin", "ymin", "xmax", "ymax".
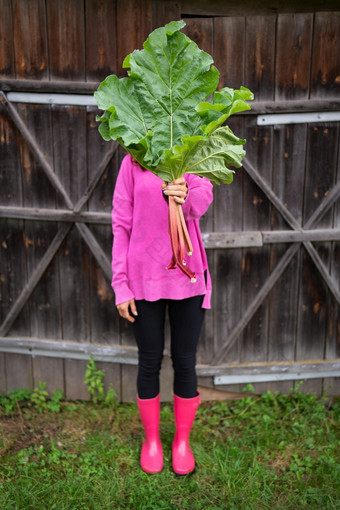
[{"xmin": 166, "ymin": 196, "xmax": 196, "ymax": 283}]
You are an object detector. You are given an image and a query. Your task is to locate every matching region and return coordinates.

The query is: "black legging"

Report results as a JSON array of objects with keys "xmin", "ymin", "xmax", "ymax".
[{"xmin": 131, "ymin": 295, "xmax": 205, "ymax": 399}]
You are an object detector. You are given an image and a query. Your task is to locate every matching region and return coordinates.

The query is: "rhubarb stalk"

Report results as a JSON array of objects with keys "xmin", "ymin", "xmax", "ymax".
[{"xmin": 166, "ymin": 196, "xmax": 196, "ymax": 283}]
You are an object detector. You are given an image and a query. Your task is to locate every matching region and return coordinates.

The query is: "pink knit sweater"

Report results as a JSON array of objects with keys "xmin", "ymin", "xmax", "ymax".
[{"xmin": 111, "ymin": 154, "xmax": 213, "ymax": 309}]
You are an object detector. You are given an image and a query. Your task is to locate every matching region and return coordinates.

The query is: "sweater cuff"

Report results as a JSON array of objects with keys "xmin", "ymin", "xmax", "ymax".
[{"xmin": 113, "ymin": 282, "xmax": 135, "ymax": 306}]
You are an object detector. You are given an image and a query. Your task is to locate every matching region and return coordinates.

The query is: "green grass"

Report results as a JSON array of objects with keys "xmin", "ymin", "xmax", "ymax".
[{"xmin": 0, "ymin": 386, "xmax": 339, "ymax": 509}]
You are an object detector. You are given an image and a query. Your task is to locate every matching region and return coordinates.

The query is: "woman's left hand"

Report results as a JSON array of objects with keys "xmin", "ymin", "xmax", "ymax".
[{"xmin": 161, "ymin": 177, "xmax": 188, "ymax": 204}]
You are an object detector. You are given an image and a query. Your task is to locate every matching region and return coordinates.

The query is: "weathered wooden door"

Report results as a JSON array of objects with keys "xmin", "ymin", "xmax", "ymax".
[{"xmin": 1, "ymin": 1, "xmax": 339, "ymax": 400}]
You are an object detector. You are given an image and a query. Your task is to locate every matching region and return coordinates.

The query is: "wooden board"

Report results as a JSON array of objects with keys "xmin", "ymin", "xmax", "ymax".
[
  {"xmin": 295, "ymin": 123, "xmax": 339, "ymax": 393},
  {"xmin": 275, "ymin": 13, "xmax": 313, "ymax": 100},
  {"xmin": 0, "ymin": 108, "xmax": 30, "ymax": 335},
  {"xmin": 86, "ymin": 108, "xmax": 120, "ymax": 345},
  {"xmin": 85, "ymin": 0, "xmax": 118, "ymax": 82},
  {"xmin": 0, "ymin": 0, "xmax": 15, "ymax": 78},
  {"xmin": 64, "ymin": 359, "xmax": 90, "ymax": 400},
  {"xmin": 46, "ymin": 0, "xmax": 85, "ymax": 80},
  {"xmin": 16, "ymin": 103, "xmax": 62, "ymax": 340},
  {"xmin": 268, "ymin": 124, "xmax": 307, "ymax": 377},
  {"xmin": 311, "ymin": 12, "xmax": 340, "ymax": 99},
  {"xmin": 245, "ymin": 15, "xmax": 276, "ymax": 101},
  {"xmin": 214, "ymin": 16, "xmax": 245, "ymax": 90},
  {"xmin": 12, "ymin": 0, "xmax": 48, "ymax": 80},
  {"xmin": 121, "ymin": 364, "xmax": 138, "ymax": 402},
  {"xmin": 51, "ymin": 106, "xmax": 90, "ymax": 342},
  {"xmin": 32, "ymin": 356, "xmax": 64, "ymax": 395},
  {"xmin": 212, "ymin": 117, "xmax": 244, "ymax": 375},
  {"xmin": 4, "ymin": 353, "xmax": 32, "ymax": 390},
  {"xmin": 116, "ymin": 0, "xmax": 152, "ymax": 74},
  {"xmin": 325, "ymin": 142, "xmax": 340, "ymax": 394},
  {"xmin": 152, "ymin": 0, "xmax": 181, "ymax": 29}
]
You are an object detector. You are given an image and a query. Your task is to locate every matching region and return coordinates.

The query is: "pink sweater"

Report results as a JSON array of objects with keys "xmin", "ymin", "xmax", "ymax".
[{"xmin": 111, "ymin": 154, "xmax": 213, "ymax": 309}]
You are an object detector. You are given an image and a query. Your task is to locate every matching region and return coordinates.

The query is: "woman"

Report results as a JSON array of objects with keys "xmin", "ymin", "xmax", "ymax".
[{"xmin": 112, "ymin": 154, "xmax": 213, "ymax": 475}]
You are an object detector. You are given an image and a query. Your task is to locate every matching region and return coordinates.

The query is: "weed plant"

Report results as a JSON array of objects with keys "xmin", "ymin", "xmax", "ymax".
[{"xmin": 0, "ymin": 371, "xmax": 339, "ymax": 509}]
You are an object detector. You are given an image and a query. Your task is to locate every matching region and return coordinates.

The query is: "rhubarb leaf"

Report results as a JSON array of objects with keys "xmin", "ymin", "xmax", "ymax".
[
  {"xmin": 156, "ymin": 126, "xmax": 245, "ymax": 184},
  {"xmin": 94, "ymin": 20, "xmax": 253, "ymax": 184}
]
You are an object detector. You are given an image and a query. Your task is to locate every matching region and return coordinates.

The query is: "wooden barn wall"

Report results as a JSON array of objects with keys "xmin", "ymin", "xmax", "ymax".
[{"xmin": 0, "ymin": 0, "xmax": 339, "ymax": 401}]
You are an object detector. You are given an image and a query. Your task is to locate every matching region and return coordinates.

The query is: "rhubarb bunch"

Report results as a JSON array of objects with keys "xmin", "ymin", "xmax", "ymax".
[{"xmin": 94, "ymin": 20, "xmax": 253, "ymax": 280}]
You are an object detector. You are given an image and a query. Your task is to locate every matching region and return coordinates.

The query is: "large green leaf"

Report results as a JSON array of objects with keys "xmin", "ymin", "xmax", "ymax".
[
  {"xmin": 156, "ymin": 126, "xmax": 246, "ymax": 184},
  {"xmin": 94, "ymin": 20, "xmax": 253, "ymax": 183}
]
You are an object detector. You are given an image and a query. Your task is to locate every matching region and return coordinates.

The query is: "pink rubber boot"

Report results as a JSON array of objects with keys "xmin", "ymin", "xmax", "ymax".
[
  {"xmin": 172, "ymin": 393, "xmax": 200, "ymax": 475},
  {"xmin": 137, "ymin": 394, "xmax": 163, "ymax": 473}
]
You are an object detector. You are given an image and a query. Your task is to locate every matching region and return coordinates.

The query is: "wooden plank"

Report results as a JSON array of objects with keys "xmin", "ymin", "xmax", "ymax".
[
  {"xmin": 32, "ymin": 356, "xmax": 64, "ymax": 395},
  {"xmin": 311, "ymin": 12, "xmax": 340, "ymax": 99},
  {"xmin": 0, "ymin": 107, "xmax": 30, "ymax": 336},
  {"xmin": 302, "ymin": 125, "xmax": 339, "ymax": 257},
  {"xmin": 324, "ymin": 129, "xmax": 340, "ymax": 395},
  {"xmin": 0, "ymin": 92, "xmax": 73, "ymax": 209},
  {"xmin": 64, "ymin": 359, "xmax": 90, "ymax": 400},
  {"xmin": 85, "ymin": 109, "xmax": 120, "ymax": 345},
  {"xmin": 75, "ymin": 223, "xmax": 111, "ymax": 281},
  {"xmin": 57, "ymin": 226, "xmax": 91, "ymax": 343},
  {"xmin": 51, "ymin": 106, "xmax": 87, "ymax": 207},
  {"xmin": 0, "ymin": 336, "xmax": 138, "ymax": 363},
  {"xmin": 4, "ymin": 353, "xmax": 32, "ymax": 390},
  {"xmin": 17, "ymin": 103, "xmax": 62, "ymax": 341},
  {"xmin": 46, "ymin": 0, "xmax": 85, "ymax": 81},
  {"xmin": 263, "ymin": 229, "xmax": 340, "ymax": 243},
  {"xmin": 212, "ymin": 116, "xmax": 244, "ymax": 380},
  {"xmin": 152, "ymin": 0, "xmax": 181, "ymax": 29},
  {"xmin": 12, "ymin": 0, "xmax": 48, "ymax": 80},
  {"xmin": 240, "ymin": 122, "xmax": 273, "ymax": 377},
  {"xmin": 180, "ymin": 0, "xmax": 340, "ymax": 17},
  {"xmin": 0, "ymin": 78, "xmax": 100, "ymax": 93},
  {"xmin": 245, "ymin": 15, "xmax": 276, "ymax": 101},
  {"xmin": 0, "ymin": 0, "xmax": 15, "ymax": 78},
  {"xmin": 275, "ymin": 13, "xmax": 313, "ymax": 100},
  {"xmin": 198, "ymin": 251, "xmax": 215, "ymax": 364},
  {"xmin": 296, "ymin": 123, "xmax": 339, "ymax": 393},
  {"xmin": 87, "ymin": 234, "xmax": 119, "ymax": 343},
  {"xmin": 116, "ymin": 0, "xmax": 152, "ymax": 74},
  {"xmin": 182, "ymin": 16, "xmax": 214, "ymax": 59},
  {"xmin": 0, "ymin": 223, "xmax": 71, "ymax": 337},
  {"xmin": 121, "ymin": 364, "xmax": 138, "ymax": 402},
  {"xmin": 202, "ymin": 231, "xmax": 263, "ymax": 249},
  {"xmin": 198, "ymin": 359, "xmax": 340, "ymax": 376},
  {"xmin": 213, "ymin": 16, "xmax": 245, "ymax": 90},
  {"xmin": 50, "ymin": 104, "xmax": 90, "ymax": 340},
  {"xmin": 267, "ymin": 123, "xmax": 307, "ymax": 392},
  {"xmin": 85, "ymin": 0, "xmax": 117, "ymax": 82},
  {"xmin": 0, "ymin": 206, "xmax": 112, "ymax": 224},
  {"xmin": 247, "ymin": 99, "xmax": 340, "ymax": 114}
]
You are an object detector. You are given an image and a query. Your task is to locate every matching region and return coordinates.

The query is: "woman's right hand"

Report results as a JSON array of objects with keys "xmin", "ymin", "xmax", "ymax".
[{"xmin": 117, "ymin": 299, "xmax": 138, "ymax": 323}]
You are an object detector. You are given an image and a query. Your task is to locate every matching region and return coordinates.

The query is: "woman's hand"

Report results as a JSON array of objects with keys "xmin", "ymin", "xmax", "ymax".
[
  {"xmin": 117, "ymin": 299, "xmax": 138, "ymax": 323},
  {"xmin": 161, "ymin": 177, "xmax": 188, "ymax": 204}
]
